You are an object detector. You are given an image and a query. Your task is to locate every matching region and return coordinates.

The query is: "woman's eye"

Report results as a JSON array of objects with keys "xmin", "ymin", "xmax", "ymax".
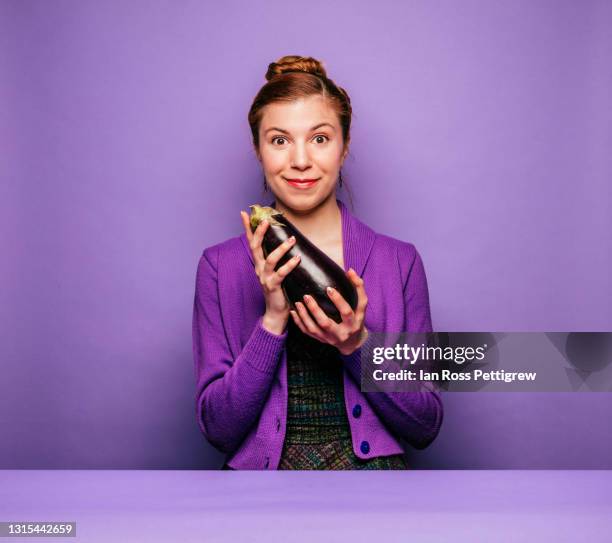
[{"xmin": 271, "ymin": 135, "xmax": 328, "ymax": 145}]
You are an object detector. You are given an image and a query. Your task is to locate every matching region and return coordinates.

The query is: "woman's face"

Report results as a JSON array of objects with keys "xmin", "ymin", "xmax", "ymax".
[{"xmin": 256, "ymin": 95, "xmax": 348, "ymax": 213}]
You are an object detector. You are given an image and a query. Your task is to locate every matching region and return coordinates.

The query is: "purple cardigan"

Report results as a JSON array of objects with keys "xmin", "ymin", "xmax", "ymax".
[{"xmin": 192, "ymin": 199, "xmax": 443, "ymax": 469}]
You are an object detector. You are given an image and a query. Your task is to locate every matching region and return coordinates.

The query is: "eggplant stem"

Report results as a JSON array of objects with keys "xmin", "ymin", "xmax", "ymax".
[{"xmin": 248, "ymin": 204, "xmax": 285, "ymax": 229}]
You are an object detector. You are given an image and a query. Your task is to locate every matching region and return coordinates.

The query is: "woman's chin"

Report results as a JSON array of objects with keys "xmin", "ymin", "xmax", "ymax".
[
  {"xmin": 272, "ymin": 186, "xmax": 336, "ymax": 214},
  {"xmin": 284, "ymin": 194, "xmax": 329, "ymax": 213}
]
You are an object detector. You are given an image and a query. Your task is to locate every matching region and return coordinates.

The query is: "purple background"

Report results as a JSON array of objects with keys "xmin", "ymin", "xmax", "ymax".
[{"xmin": 1, "ymin": 0, "xmax": 611, "ymax": 469}]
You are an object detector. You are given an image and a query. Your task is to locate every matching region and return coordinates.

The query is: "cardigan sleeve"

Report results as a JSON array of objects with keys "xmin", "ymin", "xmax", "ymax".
[
  {"xmin": 339, "ymin": 243, "xmax": 444, "ymax": 450},
  {"xmin": 192, "ymin": 246, "xmax": 287, "ymax": 454}
]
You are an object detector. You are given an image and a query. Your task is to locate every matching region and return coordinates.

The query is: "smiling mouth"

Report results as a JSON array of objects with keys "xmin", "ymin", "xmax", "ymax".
[{"xmin": 285, "ymin": 178, "xmax": 320, "ymax": 189}]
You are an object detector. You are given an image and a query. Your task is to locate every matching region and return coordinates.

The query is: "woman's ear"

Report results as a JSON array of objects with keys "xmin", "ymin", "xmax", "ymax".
[{"xmin": 341, "ymin": 143, "xmax": 350, "ymax": 163}]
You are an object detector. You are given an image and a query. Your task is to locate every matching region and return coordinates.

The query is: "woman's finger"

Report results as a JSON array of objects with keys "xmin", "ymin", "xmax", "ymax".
[
  {"xmin": 348, "ymin": 268, "xmax": 368, "ymax": 315},
  {"xmin": 302, "ymin": 295, "xmax": 338, "ymax": 336},
  {"xmin": 326, "ymin": 286, "xmax": 355, "ymax": 326},
  {"xmin": 240, "ymin": 211, "xmax": 253, "ymax": 244},
  {"xmin": 295, "ymin": 301, "xmax": 325, "ymax": 339},
  {"xmin": 290, "ymin": 310, "xmax": 308, "ymax": 335},
  {"xmin": 249, "ymin": 219, "xmax": 269, "ymax": 266},
  {"xmin": 271, "ymin": 254, "xmax": 301, "ymax": 285},
  {"xmin": 264, "ymin": 235, "xmax": 296, "ymax": 274}
]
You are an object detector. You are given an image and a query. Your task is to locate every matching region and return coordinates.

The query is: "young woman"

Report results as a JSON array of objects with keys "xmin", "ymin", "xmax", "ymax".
[{"xmin": 192, "ymin": 55, "xmax": 443, "ymax": 470}]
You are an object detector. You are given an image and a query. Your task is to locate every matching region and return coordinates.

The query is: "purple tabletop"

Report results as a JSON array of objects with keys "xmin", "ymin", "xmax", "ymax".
[{"xmin": 1, "ymin": 470, "xmax": 611, "ymax": 542}]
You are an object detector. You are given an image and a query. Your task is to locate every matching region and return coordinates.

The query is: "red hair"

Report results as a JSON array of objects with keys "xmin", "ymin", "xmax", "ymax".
[{"xmin": 248, "ymin": 55, "xmax": 352, "ymax": 149}]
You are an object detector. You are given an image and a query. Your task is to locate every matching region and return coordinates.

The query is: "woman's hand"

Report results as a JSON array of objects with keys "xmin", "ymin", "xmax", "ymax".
[
  {"xmin": 290, "ymin": 269, "xmax": 369, "ymax": 356},
  {"xmin": 241, "ymin": 210, "xmax": 301, "ymax": 335}
]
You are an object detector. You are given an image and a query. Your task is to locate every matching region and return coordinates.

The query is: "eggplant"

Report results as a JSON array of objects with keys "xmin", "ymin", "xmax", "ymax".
[{"xmin": 249, "ymin": 204, "xmax": 358, "ymax": 323}]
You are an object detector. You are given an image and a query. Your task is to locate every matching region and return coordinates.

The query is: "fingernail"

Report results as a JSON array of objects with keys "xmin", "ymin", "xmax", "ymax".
[
  {"xmin": 293, "ymin": 255, "xmax": 300, "ymax": 261},
  {"xmin": 288, "ymin": 236, "xmax": 296, "ymax": 243},
  {"xmin": 304, "ymin": 294, "xmax": 312, "ymax": 302},
  {"xmin": 327, "ymin": 286, "xmax": 335, "ymax": 295}
]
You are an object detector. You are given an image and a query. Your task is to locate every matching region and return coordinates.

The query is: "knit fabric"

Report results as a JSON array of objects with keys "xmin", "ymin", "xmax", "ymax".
[{"xmin": 277, "ymin": 319, "xmax": 407, "ymax": 470}]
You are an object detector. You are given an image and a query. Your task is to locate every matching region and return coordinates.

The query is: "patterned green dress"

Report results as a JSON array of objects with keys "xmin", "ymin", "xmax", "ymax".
[{"xmin": 276, "ymin": 318, "xmax": 407, "ymax": 470}]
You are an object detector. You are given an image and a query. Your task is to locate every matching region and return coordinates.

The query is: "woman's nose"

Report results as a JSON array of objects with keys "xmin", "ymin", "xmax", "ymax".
[{"xmin": 290, "ymin": 142, "xmax": 312, "ymax": 169}]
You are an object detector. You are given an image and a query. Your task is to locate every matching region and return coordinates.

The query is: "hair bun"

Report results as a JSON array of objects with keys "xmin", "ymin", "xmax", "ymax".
[{"xmin": 265, "ymin": 55, "xmax": 328, "ymax": 81}]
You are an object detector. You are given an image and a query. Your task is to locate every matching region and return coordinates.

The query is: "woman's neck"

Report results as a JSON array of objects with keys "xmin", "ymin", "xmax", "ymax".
[{"xmin": 273, "ymin": 193, "xmax": 341, "ymax": 244}]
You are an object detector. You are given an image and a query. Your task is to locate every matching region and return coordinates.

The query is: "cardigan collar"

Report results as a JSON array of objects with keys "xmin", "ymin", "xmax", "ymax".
[{"xmin": 239, "ymin": 198, "xmax": 376, "ymax": 276}]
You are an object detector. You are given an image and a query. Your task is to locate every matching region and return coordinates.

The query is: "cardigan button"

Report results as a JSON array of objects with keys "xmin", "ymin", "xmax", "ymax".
[
  {"xmin": 352, "ymin": 404, "xmax": 362, "ymax": 418},
  {"xmin": 276, "ymin": 418, "xmax": 281, "ymax": 432},
  {"xmin": 360, "ymin": 440, "xmax": 370, "ymax": 454},
  {"xmin": 264, "ymin": 457, "xmax": 270, "ymax": 469}
]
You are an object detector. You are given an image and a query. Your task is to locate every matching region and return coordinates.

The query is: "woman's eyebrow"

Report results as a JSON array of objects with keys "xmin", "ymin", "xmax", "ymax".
[{"xmin": 264, "ymin": 123, "xmax": 335, "ymax": 135}]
